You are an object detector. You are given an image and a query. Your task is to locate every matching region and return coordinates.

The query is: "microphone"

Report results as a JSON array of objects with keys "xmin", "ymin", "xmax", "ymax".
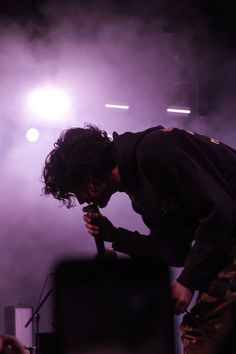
[{"xmin": 83, "ymin": 203, "xmax": 106, "ymax": 258}]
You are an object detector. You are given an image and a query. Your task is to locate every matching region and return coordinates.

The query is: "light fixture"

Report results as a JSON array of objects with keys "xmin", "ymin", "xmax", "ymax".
[
  {"xmin": 104, "ymin": 103, "xmax": 130, "ymax": 110},
  {"xmin": 167, "ymin": 107, "xmax": 191, "ymax": 115},
  {"xmin": 26, "ymin": 128, "xmax": 40, "ymax": 142}
]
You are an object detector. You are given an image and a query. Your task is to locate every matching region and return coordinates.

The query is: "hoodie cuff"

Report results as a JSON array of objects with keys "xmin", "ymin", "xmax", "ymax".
[{"xmin": 112, "ymin": 227, "xmax": 151, "ymax": 257}]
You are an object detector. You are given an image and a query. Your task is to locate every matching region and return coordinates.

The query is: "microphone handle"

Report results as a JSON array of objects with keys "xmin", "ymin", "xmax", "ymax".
[
  {"xmin": 83, "ymin": 203, "xmax": 106, "ymax": 258},
  {"xmin": 94, "ymin": 235, "xmax": 106, "ymax": 258}
]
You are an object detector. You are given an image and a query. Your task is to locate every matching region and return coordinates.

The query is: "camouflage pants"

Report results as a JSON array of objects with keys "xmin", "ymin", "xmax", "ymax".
[{"xmin": 180, "ymin": 238, "xmax": 236, "ymax": 354}]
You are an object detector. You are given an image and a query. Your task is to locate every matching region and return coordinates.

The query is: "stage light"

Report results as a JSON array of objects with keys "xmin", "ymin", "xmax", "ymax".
[
  {"xmin": 167, "ymin": 107, "xmax": 191, "ymax": 114},
  {"xmin": 26, "ymin": 128, "xmax": 40, "ymax": 142},
  {"xmin": 105, "ymin": 103, "xmax": 130, "ymax": 110},
  {"xmin": 27, "ymin": 85, "xmax": 71, "ymax": 122}
]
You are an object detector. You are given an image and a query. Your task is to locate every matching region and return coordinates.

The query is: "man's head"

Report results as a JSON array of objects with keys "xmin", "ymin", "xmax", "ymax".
[{"xmin": 42, "ymin": 124, "xmax": 117, "ymax": 208}]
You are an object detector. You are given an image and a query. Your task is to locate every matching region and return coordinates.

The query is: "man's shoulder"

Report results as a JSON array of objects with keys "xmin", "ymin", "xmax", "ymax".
[
  {"xmin": 136, "ymin": 126, "xmax": 185, "ymax": 148},
  {"xmin": 114, "ymin": 126, "xmax": 190, "ymax": 159},
  {"xmin": 134, "ymin": 127, "xmax": 197, "ymax": 166}
]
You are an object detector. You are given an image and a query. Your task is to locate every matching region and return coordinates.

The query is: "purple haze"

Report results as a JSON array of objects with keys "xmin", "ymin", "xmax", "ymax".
[{"xmin": 0, "ymin": 2, "xmax": 235, "ymax": 351}]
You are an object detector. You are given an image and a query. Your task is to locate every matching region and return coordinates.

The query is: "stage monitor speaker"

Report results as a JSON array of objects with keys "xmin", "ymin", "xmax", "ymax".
[
  {"xmin": 36, "ymin": 332, "xmax": 57, "ymax": 354},
  {"xmin": 5, "ymin": 306, "xmax": 33, "ymax": 348},
  {"xmin": 54, "ymin": 258, "xmax": 176, "ymax": 354}
]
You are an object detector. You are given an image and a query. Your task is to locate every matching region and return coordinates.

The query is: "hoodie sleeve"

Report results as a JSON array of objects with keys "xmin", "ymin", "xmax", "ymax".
[
  {"xmin": 138, "ymin": 129, "xmax": 236, "ymax": 290},
  {"xmin": 112, "ymin": 226, "xmax": 190, "ymax": 265},
  {"xmin": 112, "ymin": 227, "xmax": 151, "ymax": 257}
]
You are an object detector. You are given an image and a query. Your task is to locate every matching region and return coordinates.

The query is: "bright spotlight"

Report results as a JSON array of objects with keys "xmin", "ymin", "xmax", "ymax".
[
  {"xmin": 105, "ymin": 103, "xmax": 130, "ymax": 110},
  {"xmin": 27, "ymin": 85, "xmax": 71, "ymax": 122},
  {"xmin": 26, "ymin": 128, "xmax": 40, "ymax": 142}
]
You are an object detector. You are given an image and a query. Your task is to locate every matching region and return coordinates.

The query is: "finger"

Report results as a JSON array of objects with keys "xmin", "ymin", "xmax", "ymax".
[
  {"xmin": 83, "ymin": 215, "xmax": 91, "ymax": 223},
  {"xmin": 83, "ymin": 211, "xmax": 99, "ymax": 218},
  {"xmin": 85, "ymin": 223, "xmax": 99, "ymax": 231},
  {"xmin": 175, "ymin": 308, "xmax": 184, "ymax": 315},
  {"xmin": 174, "ymin": 301, "xmax": 184, "ymax": 315},
  {"xmin": 88, "ymin": 212, "xmax": 100, "ymax": 218},
  {"xmin": 88, "ymin": 230, "xmax": 100, "ymax": 237},
  {"xmin": 175, "ymin": 305, "xmax": 187, "ymax": 315},
  {"xmin": 174, "ymin": 307, "xmax": 181, "ymax": 315},
  {"xmin": 84, "ymin": 217, "xmax": 97, "ymax": 226},
  {"xmin": 84, "ymin": 213, "xmax": 101, "ymax": 224}
]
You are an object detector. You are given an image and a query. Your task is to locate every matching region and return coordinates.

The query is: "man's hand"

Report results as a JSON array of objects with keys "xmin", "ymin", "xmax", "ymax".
[
  {"xmin": 171, "ymin": 281, "xmax": 193, "ymax": 315},
  {"xmin": 83, "ymin": 212, "xmax": 116, "ymax": 242},
  {"xmin": 0, "ymin": 335, "xmax": 27, "ymax": 354}
]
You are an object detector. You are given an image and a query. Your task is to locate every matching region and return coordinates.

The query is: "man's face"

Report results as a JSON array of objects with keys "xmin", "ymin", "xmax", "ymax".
[{"xmin": 74, "ymin": 180, "xmax": 112, "ymax": 208}]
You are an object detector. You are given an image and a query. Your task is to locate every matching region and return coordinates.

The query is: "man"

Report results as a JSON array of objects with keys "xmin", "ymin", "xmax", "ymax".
[
  {"xmin": 0, "ymin": 335, "xmax": 27, "ymax": 354},
  {"xmin": 43, "ymin": 124, "xmax": 236, "ymax": 353}
]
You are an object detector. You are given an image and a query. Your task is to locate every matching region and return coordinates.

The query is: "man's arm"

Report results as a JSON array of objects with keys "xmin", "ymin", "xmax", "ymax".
[{"xmin": 83, "ymin": 212, "xmax": 152, "ymax": 257}]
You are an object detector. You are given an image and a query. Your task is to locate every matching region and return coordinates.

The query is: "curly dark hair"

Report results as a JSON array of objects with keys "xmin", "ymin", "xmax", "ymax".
[{"xmin": 42, "ymin": 124, "xmax": 114, "ymax": 208}]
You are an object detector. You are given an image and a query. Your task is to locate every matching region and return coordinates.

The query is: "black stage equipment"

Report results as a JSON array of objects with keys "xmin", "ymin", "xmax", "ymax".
[{"xmin": 54, "ymin": 257, "xmax": 176, "ymax": 354}]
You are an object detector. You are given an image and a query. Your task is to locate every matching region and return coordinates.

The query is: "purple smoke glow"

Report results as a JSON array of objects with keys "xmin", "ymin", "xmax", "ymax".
[{"xmin": 0, "ymin": 1, "xmax": 235, "ymax": 352}]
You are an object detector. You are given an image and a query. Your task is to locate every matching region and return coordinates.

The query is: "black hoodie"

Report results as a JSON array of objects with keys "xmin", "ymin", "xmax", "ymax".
[{"xmin": 111, "ymin": 126, "xmax": 236, "ymax": 291}]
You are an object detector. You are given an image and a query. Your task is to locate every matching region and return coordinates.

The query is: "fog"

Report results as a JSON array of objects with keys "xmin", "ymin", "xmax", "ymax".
[{"xmin": 0, "ymin": 1, "xmax": 235, "ymax": 351}]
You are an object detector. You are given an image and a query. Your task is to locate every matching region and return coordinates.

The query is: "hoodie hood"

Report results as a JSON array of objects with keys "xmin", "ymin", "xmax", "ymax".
[{"xmin": 112, "ymin": 126, "xmax": 164, "ymax": 191}]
